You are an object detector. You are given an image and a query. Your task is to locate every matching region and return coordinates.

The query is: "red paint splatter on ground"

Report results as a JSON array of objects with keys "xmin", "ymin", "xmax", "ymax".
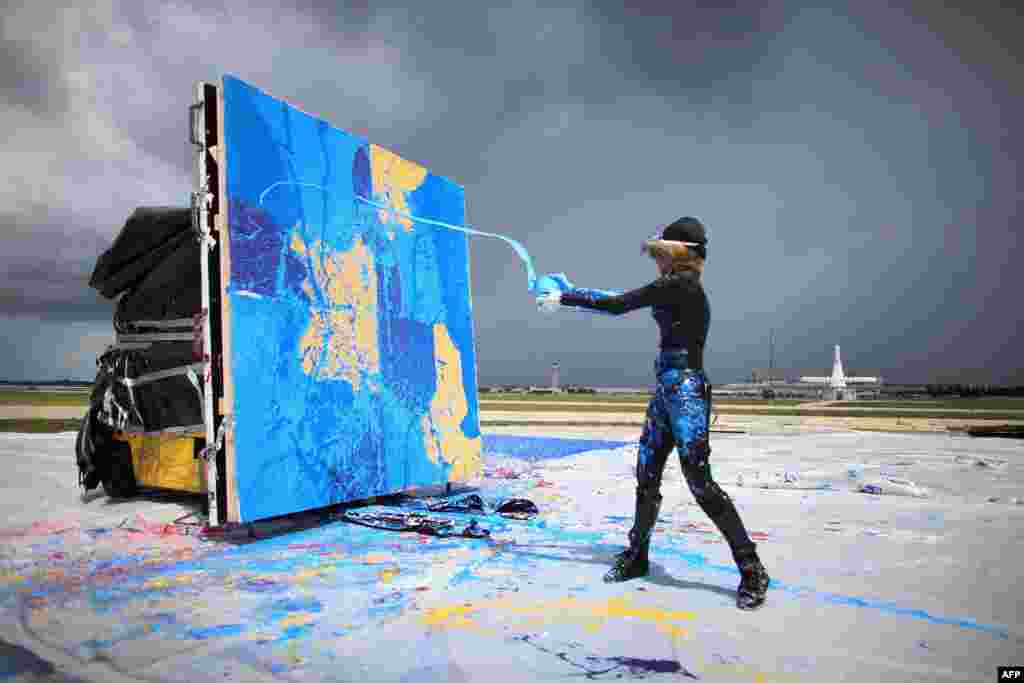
[
  {"xmin": 678, "ymin": 522, "xmax": 769, "ymax": 541},
  {"xmin": 0, "ymin": 519, "xmax": 81, "ymax": 539},
  {"xmin": 114, "ymin": 514, "xmax": 197, "ymax": 538},
  {"xmin": 488, "ymin": 468, "xmax": 521, "ymax": 479}
]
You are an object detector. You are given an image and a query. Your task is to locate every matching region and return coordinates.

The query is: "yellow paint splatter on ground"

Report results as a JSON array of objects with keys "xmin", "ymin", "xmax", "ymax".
[
  {"xmin": 143, "ymin": 572, "xmax": 201, "ymax": 591},
  {"xmin": 421, "ymin": 594, "xmax": 693, "ymax": 636},
  {"xmin": 359, "ymin": 553, "xmax": 392, "ymax": 565},
  {"xmin": 0, "ymin": 572, "xmax": 27, "ymax": 585},
  {"xmin": 279, "ymin": 612, "xmax": 318, "ymax": 629},
  {"xmin": 378, "ymin": 568, "xmax": 400, "ymax": 583},
  {"xmin": 420, "ymin": 604, "xmax": 479, "ymax": 630},
  {"xmin": 657, "ymin": 623, "xmax": 691, "ymax": 639},
  {"xmin": 294, "ymin": 566, "xmax": 335, "ymax": 582}
]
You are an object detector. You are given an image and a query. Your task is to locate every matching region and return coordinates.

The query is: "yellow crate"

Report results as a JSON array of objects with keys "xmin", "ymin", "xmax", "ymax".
[{"xmin": 115, "ymin": 432, "xmax": 206, "ymax": 494}]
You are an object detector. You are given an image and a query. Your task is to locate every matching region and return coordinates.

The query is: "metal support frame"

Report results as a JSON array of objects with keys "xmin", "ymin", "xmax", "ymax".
[{"xmin": 192, "ymin": 82, "xmax": 221, "ymax": 526}]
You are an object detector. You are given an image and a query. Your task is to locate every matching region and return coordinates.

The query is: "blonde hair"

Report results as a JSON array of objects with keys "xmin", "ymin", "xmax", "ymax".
[{"xmin": 643, "ymin": 239, "xmax": 705, "ymax": 276}]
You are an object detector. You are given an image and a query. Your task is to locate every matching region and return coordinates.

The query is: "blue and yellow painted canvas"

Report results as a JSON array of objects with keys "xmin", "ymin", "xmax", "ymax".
[{"xmin": 220, "ymin": 75, "xmax": 481, "ymax": 523}]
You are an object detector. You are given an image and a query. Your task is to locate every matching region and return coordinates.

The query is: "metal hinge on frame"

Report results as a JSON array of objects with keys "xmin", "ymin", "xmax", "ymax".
[
  {"xmin": 191, "ymin": 190, "xmax": 217, "ymax": 251},
  {"xmin": 198, "ymin": 415, "xmax": 230, "ymax": 462},
  {"xmin": 188, "ymin": 102, "xmax": 204, "ymax": 147},
  {"xmin": 189, "ymin": 97, "xmax": 217, "ymax": 251}
]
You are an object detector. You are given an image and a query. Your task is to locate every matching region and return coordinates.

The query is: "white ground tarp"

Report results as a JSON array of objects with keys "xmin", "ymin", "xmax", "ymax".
[{"xmin": 1, "ymin": 428, "xmax": 1022, "ymax": 682}]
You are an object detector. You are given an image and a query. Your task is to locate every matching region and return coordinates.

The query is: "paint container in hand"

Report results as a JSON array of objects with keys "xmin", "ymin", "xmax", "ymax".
[{"xmin": 533, "ymin": 272, "xmax": 574, "ymax": 296}]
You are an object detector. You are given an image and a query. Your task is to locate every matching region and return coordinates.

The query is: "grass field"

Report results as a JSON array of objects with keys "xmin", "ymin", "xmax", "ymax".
[
  {"xmin": 479, "ymin": 402, "xmax": 1024, "ymax": 420},
  {"xmin": 480, "ymin": 392, "xmax": 651, "ymax": 402},
  {"xmin": 0, "ymin": 419, "xmax": 83, "ymax": 433},
  {"xmin": 2, "ymin": 389, "xmax": 805, "ymax": 408},
  {"xmin": 4, "ymin": 389, "xmax": 1023, "ymax": 422},
  {"xmin": 840, "ymin": 399, "xmax": 1024, "ymax": 410},
  {"xmin": 482, "ymin": 394, "xmax": 809, "ymax": 407},
  {"xmin": 0, "ymin": 390, "xmax": 91, "ymax": 406}
]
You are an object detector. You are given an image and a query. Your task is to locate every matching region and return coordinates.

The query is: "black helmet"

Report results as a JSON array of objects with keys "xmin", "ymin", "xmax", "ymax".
[{"xmin": 660, "ymin": 216, "xmax": 707, "ymax": 259}]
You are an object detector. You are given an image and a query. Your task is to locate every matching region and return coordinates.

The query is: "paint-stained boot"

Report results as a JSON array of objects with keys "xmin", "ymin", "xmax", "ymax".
[
  {"xmin": 604, "ymin": 490, "xmax": 661, "ymax": 583},
  {"xmin": 736, "ymin": 554, "xmax": 770, "ymax": 610}
]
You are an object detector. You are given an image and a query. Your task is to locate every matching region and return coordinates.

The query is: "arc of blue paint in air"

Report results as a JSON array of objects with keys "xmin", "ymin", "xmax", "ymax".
[{"xmin": 258, "ymin": 181, "xmax": 541, "ymax": 293}]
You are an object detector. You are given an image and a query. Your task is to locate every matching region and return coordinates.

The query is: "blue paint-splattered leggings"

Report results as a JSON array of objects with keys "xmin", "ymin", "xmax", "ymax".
[{"xmin": 637, "ymin": 351, "xmax": 756, "ymax": 562}]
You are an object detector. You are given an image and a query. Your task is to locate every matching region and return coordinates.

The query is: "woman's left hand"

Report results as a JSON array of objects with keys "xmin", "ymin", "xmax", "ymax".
[{"xmin": 536, "ymin": 291, "xmax": 562, "ymax": 314}]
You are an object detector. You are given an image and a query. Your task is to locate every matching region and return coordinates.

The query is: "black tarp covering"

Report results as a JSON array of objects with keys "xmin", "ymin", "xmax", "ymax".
[
  {"xmin": 77, "ymin": 207, "xmax": 206, "ymax": 489},
  {"xmin": 75, "ymin": 403, "xmax": 115, "ymax": 491},
  {"xmin": 95, "ymin": 344, "xmax": 203, "ymax": 430},
  {"xmin": 90, "ymin": 207, "xmax": 193, "ymax": 299},
  {"xmin": 77, "ymin": 344, "xmax": 206, "ymax": 490},
  {"xmin": 89, "ymin": 207, "xmax": 202, "ymax": 329},
  {"xmin": 114, "ymin": 235, "xmax": 201, "ymax": 328}
]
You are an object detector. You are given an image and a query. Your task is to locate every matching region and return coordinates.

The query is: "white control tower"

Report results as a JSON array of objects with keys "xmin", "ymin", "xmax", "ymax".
[
  {"xmin": 830, "ymin": 344, "xmax": 847, "ymax": 390},
  {"xmin": 800, "ymin": 344, "xmax": 879, "ymax": 400}
]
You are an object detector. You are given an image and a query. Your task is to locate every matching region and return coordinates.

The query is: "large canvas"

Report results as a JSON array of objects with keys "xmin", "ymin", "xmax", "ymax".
[{"xmin": 218, "ymin": 75, "xmax": 482, "ymax": 523}]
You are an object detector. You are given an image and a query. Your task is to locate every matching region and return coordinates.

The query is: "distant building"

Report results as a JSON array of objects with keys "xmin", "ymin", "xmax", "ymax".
[
  {"xmin": 750, "ymin": 369, "xmax": 787, "ymax": 384},
  {"xmin": 799, "ymin": 345, "xmax": 881, "ymax": 400},
  {"xmin": 550, "ymin": 362, "xmax": 561, "ymax": 392},
  {"xmin": 722, "ymin": 344, "xmax": 884, "ymax": 400}
]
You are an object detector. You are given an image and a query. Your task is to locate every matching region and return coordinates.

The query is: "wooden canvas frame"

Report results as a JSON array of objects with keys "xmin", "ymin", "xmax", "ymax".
[
  {"xmin": 193, "ymin": 81, "xmax": 230, "ymax": 525},
  {"xmin": 200, "ymin": 76, "xmax": 482, "ymax": 525}
]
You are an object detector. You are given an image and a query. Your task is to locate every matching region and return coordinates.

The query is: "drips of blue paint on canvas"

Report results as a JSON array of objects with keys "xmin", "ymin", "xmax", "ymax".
[{"xmin": 221, "ymin": 75, "xmax": 482, "ymax": 522}]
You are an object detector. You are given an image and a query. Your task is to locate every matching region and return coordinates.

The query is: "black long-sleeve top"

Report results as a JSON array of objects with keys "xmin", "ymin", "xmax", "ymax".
[{"xmin": 559, "ymin": 271, "xmax": 709, "ymax": 369}]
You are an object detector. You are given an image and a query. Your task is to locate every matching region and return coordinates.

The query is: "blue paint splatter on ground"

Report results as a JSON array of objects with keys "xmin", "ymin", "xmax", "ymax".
[
  {"xmin": 263, "ymin": 596, "xmax": 323, "ymax": 615},
  {"xmin": 188, "ymin": 624, "xmax": 246, "ymax": 640},
  {"xmin": 3, "ymin": 430, "xmax": 1014, "ymax": 673},
  {"xmin": 545, "ymin": 526, "xmax": 1014, "ymax": 640}
]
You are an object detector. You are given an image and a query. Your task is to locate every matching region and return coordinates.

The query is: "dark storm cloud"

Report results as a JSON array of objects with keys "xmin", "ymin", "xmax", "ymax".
[
  {"xmin": 1, "ymin": 1, "xmax": 1021, "ymax": 384},
  {"xmin": 0, "ymin": 38, "xmax": 69, "ymax": 117},
  {"xmin": 586, "ymin": 1, "xmax": 791, "ymax": 94},
  {"xmin": 0, "ymin": 205, "xmax": 113, "ymax": 319}
]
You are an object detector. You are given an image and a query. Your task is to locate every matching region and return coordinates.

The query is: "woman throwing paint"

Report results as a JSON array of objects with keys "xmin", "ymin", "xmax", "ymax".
[{"xmin": 536, "ymin": 217, "xmax": 770, "ymax": 610}]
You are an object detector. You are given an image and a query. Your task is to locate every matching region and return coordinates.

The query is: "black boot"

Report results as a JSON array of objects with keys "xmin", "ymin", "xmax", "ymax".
[
  {"xmin": 604, "ymin": 489, "xmax": 661, "ymax": 583},
  {"xmin": 736, "ymin": 553, "xmax": 770, "ymax": 610}
]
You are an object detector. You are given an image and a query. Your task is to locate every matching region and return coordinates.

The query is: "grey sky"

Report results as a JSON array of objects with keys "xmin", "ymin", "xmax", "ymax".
[{"xmin": 1, "ymin": 1, "xmax": 1020, "ymax": 385}]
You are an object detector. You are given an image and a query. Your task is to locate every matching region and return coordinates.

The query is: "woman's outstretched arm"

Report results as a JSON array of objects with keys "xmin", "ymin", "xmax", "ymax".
[{"xmin": 560, "ymin": 279, "xmax": 677, "ymax": 315}]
